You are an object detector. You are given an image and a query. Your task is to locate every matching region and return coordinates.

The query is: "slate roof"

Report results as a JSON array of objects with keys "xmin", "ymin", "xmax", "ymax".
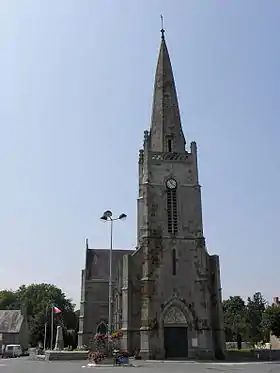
[{"xmin": 0, "ymin": 310, "xmax": 23, "ymax": 333}]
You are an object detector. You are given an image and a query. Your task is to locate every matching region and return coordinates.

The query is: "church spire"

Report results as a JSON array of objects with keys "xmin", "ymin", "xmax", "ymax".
[{"xmin": 149, "ymin": 24, "xmax": 186, "ymax": 153}]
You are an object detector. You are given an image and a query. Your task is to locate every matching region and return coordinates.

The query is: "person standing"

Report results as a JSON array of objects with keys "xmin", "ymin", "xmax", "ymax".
[{"xmin": 1, "ymin": 344, "xmax": 5, "ymax": 358}]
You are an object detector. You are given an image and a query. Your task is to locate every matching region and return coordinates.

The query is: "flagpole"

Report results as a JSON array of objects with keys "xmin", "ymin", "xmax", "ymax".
[
  {"xmin": 43, "ymin": 322, "xmax": 47, "ymax": 351},
  {"xmin": 50, "ymin": 306, "xmax": 54, "ymax": 350},
  {"xmin": 43, "ymin": 305, "xmax": 48, "ymax": 351}
]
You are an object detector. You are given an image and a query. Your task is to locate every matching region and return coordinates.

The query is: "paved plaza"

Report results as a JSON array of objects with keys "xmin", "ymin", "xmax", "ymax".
[{"xmin": 1, "ymin": 358, "xmax": 280, "ymax": 373}]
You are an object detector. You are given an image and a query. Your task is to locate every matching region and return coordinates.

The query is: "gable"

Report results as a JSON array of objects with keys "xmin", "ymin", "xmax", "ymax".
[{"xmin": 86, "ymin": 249, "xmax": 134, "ymax": 280}]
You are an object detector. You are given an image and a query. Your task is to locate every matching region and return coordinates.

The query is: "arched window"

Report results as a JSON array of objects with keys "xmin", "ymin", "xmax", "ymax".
[
  {"xmin": 172, "ymin": 249, "xmax": 177, "ymax": 276},
  {"xmin": 96, "ymin": 321, "xmax": 107, "ymax": 335}
]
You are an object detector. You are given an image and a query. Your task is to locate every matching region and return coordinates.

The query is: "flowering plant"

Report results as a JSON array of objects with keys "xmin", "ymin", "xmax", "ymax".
[
  {"xmin": 94, "ymin": 333, "xmax": 107, "ymax": 352},
  {"xmin": 94, "ymin": 333, "xmax": 107, "ymax": 341},
  {"xmin": 111, "ymin": 330, "xmax": 122, "ymax": 339},
  {"xmin": 89, "ymin": 351, "xmax": 106, "ymax": 364},
  {"xmin": 120, "ymin": 351, "xmax": 130, "ymax": 357}
]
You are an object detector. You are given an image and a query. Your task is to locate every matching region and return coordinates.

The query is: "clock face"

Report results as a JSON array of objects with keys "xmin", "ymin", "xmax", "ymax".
[{"xmin": 166, "ymin": 178, "xmax": 177, "ymax": 190}]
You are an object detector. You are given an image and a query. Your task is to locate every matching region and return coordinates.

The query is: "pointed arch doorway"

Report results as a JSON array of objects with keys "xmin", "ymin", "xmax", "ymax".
[
  {"xmin": 163, "ymin": 306, "xmax": 189, "ymax": 358},
  {"xmin": 96, "ymin": 321, "xmax": 107, "ymax": 335}
]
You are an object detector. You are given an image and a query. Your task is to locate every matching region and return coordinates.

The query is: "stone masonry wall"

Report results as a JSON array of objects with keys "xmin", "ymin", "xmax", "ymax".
[
  {"xmin": 209, "ymin": 254, "xmax": 225, "ymax": 359},
  {"xmin": 79, "ymin": 248, "xmax": 134, "ymax": 348},
  {"xmin": 136, "ymin": 134, "xmax": 221, "ymax": 358}
]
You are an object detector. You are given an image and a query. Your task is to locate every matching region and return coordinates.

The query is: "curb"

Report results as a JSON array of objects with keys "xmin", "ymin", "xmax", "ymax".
[
  {"xmin": 144, "ymin": 360, "xmax": 198, "ymax": 364},
  {"xmin": 82, "ymin": 363, "xmax": 138, "ymax": 368}
]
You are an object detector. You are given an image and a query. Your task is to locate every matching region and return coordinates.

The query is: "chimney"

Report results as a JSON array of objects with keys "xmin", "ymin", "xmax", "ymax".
[{"xmin": 273, "ymin": 297, "xmax": 279, "ymax": 306}]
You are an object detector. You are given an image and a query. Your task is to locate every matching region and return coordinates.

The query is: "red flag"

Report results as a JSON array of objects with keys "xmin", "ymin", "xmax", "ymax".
[{"xmin": 53, "ymin": 306, "xmax": 62, "ymax": 314}]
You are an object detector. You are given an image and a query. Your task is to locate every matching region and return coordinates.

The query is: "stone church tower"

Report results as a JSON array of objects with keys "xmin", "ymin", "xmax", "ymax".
[
  {"xmin": 78, "ymin": 29, "xmax": 224, "ymax": 360},
  {"xmin": 119, "ymin": 29, "xmax": 224, "ymax": 360}
]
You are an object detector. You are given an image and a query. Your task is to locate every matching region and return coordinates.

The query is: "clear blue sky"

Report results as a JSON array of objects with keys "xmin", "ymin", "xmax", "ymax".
[{"xmin": 0, "ymin": 0, "xmax": 279, "ymax": 308}]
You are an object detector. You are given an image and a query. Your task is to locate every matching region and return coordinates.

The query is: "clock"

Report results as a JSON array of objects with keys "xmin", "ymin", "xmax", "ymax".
[{"xmin": 166, "ymin": 178, "xmax": 177, "ymax": 190}]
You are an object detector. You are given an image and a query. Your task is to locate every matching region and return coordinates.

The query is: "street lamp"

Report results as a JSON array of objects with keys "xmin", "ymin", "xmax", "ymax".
[{"xmin": 100, "ymin": 210, "xmax": 127, "ymax": 339}]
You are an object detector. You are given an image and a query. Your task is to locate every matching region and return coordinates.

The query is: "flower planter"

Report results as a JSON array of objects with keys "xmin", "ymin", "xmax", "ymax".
[
  {"xmin": 119, "ymin": 356, "xmax": 129, "ymax": 365},
  {"xmin": 88, "ymin": 351, "xmax": 106, "ymax": 365}
]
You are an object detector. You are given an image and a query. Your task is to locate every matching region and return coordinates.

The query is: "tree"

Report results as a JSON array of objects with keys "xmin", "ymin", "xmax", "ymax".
[
  {"xmin": 0, "ymin": 290, "xmax": 20, "ymax": 309},
  {"xmin": 0, "ymin": 283, "xmax": 78, "ymax": 348},
  {"xmin": 223, "ymin": 296, "xmax": 247, "ymax": 348},
  {"xmin": 261, "ymin": 305, "xmax": 280, "ymax": 339},
  {"xmin": 246, "ymin": 292, "xmax": 266, "ymax": 344}
]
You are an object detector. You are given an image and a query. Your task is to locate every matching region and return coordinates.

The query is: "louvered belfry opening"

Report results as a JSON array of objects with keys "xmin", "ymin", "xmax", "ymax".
[{"xmin": 167, "ymin": 189, "xmax": 178, "ymax": 235}]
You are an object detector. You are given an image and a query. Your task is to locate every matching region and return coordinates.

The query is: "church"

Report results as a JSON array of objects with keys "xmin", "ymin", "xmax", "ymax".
[{"xmin": 78, "ymin": 29, "xmax": 225, "ymax": 360}]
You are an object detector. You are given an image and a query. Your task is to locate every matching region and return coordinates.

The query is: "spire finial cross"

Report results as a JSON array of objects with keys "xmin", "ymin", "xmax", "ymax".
[{"xmin": 160, "ymin": 14, "xmax": 165, "ymax": 39}]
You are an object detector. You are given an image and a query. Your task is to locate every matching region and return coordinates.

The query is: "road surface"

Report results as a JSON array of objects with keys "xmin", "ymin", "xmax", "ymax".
[{"xmin": 0, "ymin": 358, "xmax": 279, "ymax": 373}]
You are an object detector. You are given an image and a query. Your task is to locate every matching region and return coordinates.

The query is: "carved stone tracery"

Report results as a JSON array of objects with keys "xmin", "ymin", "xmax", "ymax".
[
  {"xmin": 151, "ymin": 152, "xmax": 189, "ymax": 162},
  {"xmin": 164, "ymin": 307, "xmax": 187, "ymax": 325}
]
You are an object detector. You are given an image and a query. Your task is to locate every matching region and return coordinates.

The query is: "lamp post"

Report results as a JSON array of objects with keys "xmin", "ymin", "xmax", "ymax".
[{"xmin": 100, "ymin": 210, "xmax": 127, "ymax": 340}]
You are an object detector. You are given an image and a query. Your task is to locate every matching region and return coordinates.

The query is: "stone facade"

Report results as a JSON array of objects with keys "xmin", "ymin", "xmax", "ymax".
[
  {"xmin": 78, "ymin": 246, "xmax": 133, "ymax": 348},
  {"xmin": 78, "ymin": 31, "xmax": 225, "ymax": 360},
  {"xmin": 270, "ymin": 297, "xmax": 280, "ymax": 349},
  {"xmin": 0, "ymin": 309, "xmax": 29, "ymax": 350}
]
